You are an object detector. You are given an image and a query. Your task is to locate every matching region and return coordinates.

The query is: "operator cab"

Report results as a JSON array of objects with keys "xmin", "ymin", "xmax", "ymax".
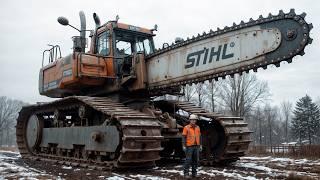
[
  {"xmin": 94, "ymin": 22, "xmax": 155, "ymax": 78},
  {"xmin": 39, "ymin": 13, "xmax": 157, "ymax": 98}
]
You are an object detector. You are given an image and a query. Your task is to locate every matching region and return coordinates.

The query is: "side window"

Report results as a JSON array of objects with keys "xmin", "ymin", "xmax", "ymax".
[
  {"xmin": 136, "ymin": 38, "xmax": 154, "ymax": 55},
  {"xmin": 136, "ymin": 41, "xmax": 144, "ymax": 53},
  {"xmin": 96, "ymin": 32, "xmax": 109, "ymax": 56},
  {"xmin": 143, "ymin": 39, "xmax": 152, "ymax": 55}
]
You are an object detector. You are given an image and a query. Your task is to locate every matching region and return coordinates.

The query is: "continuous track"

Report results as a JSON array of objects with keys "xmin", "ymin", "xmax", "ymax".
[
  {"xmin": 16, "ymin": 96, "xmax": 163, "ymax": 169},
  {"xmin": 155, "ymin": 100, "xmax": 252, "ymax": 164}
]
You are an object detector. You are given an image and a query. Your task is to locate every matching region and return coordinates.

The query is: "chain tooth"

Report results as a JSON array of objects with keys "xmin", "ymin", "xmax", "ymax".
[
  {"xmin": 308, "ymin": 23, "xmax": 313, "ymax": 30},
  {"xmin": 209, "ymin": 29, "xmax": 213, "ymax": 33},
  {"xmin": 287, "ymin": 58, "xmax": 292, "ymax": 63},
  {"xmin": 259, "ymin": 15, "xmax": 263, "ymax": 19},
  {"xmin": 268, "ymin": 13, "xmax": 273, "ymax": 18},
  {"xmin": 289, "ymin": 8, "xmax": 296, "ymax": 15},
  {"xmin": 233, "ymin": 22, "xmax": 236, "ymax": 26},
  {"xmin": 299, "ymin": 50, "xmax": 305, "ymax": 56},
  {"xmin": 262, "ymin": 66, "xmax": 267, "ymax": 70},
  {"xmin": 279, "ymin": 10, "xmax": 285, "ymax": 16},
  {"xmin": 308, "ymin": 37, "xmax": 313, "ymax": 44},
  {"xmin": 249, "ymin": 18, "xmax": 254, "ymax": 22},
  {"xmin": 240, "ymin": 20, "xmax": 245, "ymax": 25},
  {"xmin": 300, "ymin": 12, "xmax": 306, "ymax": 18},
  {"xmin": 274, "ymin": 62, "xmax": 280, "ymax": 67}
]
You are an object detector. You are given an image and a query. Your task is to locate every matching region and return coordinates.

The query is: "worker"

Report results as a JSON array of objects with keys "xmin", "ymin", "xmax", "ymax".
[{"xmin": 182, "ymin": 114, "xmax": 202, "ymax": 178}]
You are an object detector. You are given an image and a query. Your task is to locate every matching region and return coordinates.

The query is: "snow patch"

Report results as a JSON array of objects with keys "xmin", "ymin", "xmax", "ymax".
[
  {"xmin": 62, "ymin": 165, "xmax": 72, "ymax": 170},
  {"xmin": 241, "ymin": 156, "xmax": 272, "ymax": 160},
  {"xmin": 236, "ymin": 162, "xmax": 272, "ymax": 172},
  {"xmin": 295, "ymin": 158, "xmax": 309, "ymax": 164},
  {"xmin": 157, "ymin": 169, "xmax": 183, "ymax": 176},
  {"xmin": 130, "ymin": 174, "xmax": 170, "ymax": 180},
  {"xmin": 106, "ymin": 176, "xmax": 125, "ymax": 180}
]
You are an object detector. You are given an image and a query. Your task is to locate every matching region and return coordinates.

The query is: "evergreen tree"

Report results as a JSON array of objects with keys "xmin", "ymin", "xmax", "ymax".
[{"xmin": 291, "ymin": 95, "xmax": 320, "ymax": 144}]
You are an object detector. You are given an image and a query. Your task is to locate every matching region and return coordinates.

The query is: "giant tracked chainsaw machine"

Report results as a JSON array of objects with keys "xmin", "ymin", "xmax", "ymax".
[{"xmin": 16, "ymin": 9, "xmax": 312, "ymax": 169}]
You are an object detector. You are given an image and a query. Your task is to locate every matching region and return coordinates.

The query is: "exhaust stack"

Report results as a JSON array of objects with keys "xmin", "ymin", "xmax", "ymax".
[
  {"xmin": 78, "ymin": 11, "xmax": 86, "ymax": 52},
  {"xmin": 93, "ymin": 13, "xmax": 101, "ymax": 30}
]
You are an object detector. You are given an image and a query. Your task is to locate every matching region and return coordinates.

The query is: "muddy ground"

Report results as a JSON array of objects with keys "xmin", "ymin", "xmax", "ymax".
[{"xmin": 0, "ymin": 150, "xmax": 319, "ymax": 179}]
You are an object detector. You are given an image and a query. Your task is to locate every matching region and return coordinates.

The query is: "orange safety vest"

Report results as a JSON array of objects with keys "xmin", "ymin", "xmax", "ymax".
[{"xmin": 182, "ymin": 124, "xmax": 201, "ymax": 146}]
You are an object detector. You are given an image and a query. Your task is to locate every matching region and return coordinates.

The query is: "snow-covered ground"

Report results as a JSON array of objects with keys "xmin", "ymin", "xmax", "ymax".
[
  {"xmin": 0, "ymin": 151, "xmax": 55, "ymax": 179},
  {"xmin": 0, "ymin": 150, "xmax": 319, "ymax": 179}
]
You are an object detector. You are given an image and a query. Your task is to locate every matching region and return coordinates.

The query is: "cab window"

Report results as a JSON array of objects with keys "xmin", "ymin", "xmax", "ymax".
[
  {"xmin": 96, "ymin": 32, "xmax": 109, "ymax": 56},
  {"xmin": 136, "ymin": 38, "xmax": 154, "ymax": 55},
  {"xmin": 143, "ymin": 38, "xmax": 153, "ymax": 55},
  {"xmin": 116, "ymin": 40, "xmax": 132, "ymax": 55}
]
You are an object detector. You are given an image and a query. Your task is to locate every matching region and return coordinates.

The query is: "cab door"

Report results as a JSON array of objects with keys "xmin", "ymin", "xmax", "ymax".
[{"xmin": 113, "ymin": 35, "xmax": 134, "ymax": 78}]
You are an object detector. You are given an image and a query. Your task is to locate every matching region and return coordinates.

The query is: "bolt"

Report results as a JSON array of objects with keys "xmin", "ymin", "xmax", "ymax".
[{"xmin": 287, "ymin": 29, "xmax": 295, "ymax": 38}]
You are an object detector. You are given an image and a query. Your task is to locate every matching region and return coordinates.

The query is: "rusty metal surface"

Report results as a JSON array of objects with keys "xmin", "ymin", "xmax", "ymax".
[
  {"xmin": 146, "ymin": 9, "xmax": 313, "ymax": 90},
  {"xmin": 16, "ymin": 96, "xmax": 163, "ymax": 169}
]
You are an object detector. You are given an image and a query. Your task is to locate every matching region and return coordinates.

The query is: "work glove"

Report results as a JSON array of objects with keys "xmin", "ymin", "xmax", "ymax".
[
  {"xmin": 183, "ymin": 146, "xmax": 186, "ymax": 152},
  {"xmin": 199, "ymin": 145, "xmax": 203, "ymax": 152}
]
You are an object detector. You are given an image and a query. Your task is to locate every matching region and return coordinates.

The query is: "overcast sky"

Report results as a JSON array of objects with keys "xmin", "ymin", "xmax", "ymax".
[{"xmin": 0, "ymin": 0, "xmax": 319, "ymax": 106}]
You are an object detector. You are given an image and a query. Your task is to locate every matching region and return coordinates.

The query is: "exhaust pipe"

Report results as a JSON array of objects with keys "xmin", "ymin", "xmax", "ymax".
[
  {"xmin": 79, "ymin": 11, "xmax": 86, "ymax": 52},
  {"xmin": 93, "ymin": 13, "xmax": 101, "ymax": 30},
  {"xmin": 79, "ymin": 11, "xmax": 86, "ymax": 39}
]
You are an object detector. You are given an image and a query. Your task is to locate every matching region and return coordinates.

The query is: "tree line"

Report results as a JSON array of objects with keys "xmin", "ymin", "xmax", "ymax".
[{"xmin": 180, "ymin": 73, "xmax": 320, "ymax": 145}]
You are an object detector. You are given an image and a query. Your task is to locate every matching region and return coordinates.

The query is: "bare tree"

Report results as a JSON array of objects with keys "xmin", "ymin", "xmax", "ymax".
[
  {"xmin": 195, "ymin": 83, "xmax": 206, "ymax": 107},
  {"xmin": 204, "ymin": 80, "xmax": 220, "ymax": 112},
  {"xmin": 281, "ymin": 101, "xmax": 292, "ymax": 143},
  {"xmin": 0, "ymin": 96, "xmax": 25, "ymax": 146},
  {"xmin": 182, "ymin": 84, "xmax": 196, "ymax": 102},
  {"xmin": 263, "ymin": 104, "xmax": 278, "ymax": 145},
  {"xmin": 217, "ymin": 73, "xmax": 270, "ymax": 116},
  {"xmin": 255, "ymin": 106, "xmax": 263, "ymax": 145}
]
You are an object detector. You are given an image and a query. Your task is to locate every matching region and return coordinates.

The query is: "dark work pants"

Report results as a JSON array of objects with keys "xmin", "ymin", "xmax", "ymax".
[{"xmin": 183, "ymin": 146, "xmax": 199, "ymax": 176}]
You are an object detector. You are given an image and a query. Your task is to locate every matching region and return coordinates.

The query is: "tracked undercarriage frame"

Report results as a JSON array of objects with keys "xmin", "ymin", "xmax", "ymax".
[
  {"xmin": 154, "ymin": 100, "xmax": 252, "ymax": 165},
  {"xmin": 16, "ymin": 96, "xmax": 251, "ymax": 169},
  {"xmin": 17, "ymin": 96, "xmax": 163, "ymax": 169}
]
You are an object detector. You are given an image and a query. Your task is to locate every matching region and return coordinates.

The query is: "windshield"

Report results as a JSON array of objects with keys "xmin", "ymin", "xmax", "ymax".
[
  {"xmin": 115, "ymin": 30, "xmax": 154, "ymax": 55},
  {"xmin": 116, "ymin": 40, "xmax": 132, "ymax": 55}
]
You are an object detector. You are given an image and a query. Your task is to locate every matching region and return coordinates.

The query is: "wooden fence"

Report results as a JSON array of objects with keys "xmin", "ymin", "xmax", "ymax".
[{"xmin": 249, "ymin": 145, "xmax": 320, "ymax": 158}]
